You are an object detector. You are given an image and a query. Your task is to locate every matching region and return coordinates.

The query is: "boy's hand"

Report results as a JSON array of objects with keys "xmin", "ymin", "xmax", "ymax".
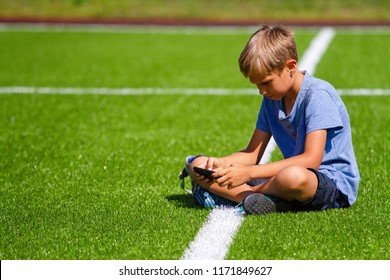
[
  {"xmin": 214, "ymin": 164, "xmax": 251, "ymax": 188},
  {"xmin": 205, "ymin": 157, "xmax": 228, "ymax": 170}
]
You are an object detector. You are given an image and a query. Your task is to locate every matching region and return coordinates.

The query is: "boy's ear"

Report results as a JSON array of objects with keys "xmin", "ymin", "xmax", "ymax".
[{"xmin": 286, "ymin": 59, "xmax": 297, "ymax": 72}]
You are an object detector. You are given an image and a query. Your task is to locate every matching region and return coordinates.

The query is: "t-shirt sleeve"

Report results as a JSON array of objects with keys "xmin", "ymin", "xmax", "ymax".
[
  {"xmin": 305, "ymin": 89, "xmax": 343, "ymax": 134},
  {"xmin": 256, "ymin": 99, "xmax": 271, "ymax": 133}
]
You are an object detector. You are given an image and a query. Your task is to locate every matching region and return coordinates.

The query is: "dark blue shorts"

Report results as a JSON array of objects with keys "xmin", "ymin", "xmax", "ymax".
[
  {"xmin": 294, "ymin": 168, "xmax": 350, "ymax": 211},
  {"xmin": 248, "ymin": 168, "xmax": 350, "ymax": 212}
]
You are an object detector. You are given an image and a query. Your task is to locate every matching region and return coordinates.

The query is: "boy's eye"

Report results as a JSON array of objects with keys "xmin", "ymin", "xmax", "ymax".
[{"xmin": 261, "ymin": 81, "xmax": 271, "ymax": 86}]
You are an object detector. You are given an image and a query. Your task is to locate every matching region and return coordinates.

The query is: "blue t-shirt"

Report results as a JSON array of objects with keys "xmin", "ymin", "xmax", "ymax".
[{"xmin": 256, "ymin": 72, "xmax": 360, "ymax": 205}]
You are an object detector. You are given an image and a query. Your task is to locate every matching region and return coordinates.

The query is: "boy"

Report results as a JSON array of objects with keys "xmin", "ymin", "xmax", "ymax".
[{"xmin": 181, "ymin": 25, "xmax": 360, "ymax": 215}]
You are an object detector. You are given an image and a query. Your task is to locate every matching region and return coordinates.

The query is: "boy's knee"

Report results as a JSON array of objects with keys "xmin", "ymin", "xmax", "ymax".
[
  {"xmin": 275, "ymin": 166, "xmax": 317, "ymax": 201},
  {"xmin": 188, "ymin": 156, "xmax": 209, "ymax": 177},
  {"xmin": 275, "ymin": 166, "xmax": 309, "ymax": 192},
  {"xmin": 190, "ymin": 156, "xmax": 208, "ymax": 167}
]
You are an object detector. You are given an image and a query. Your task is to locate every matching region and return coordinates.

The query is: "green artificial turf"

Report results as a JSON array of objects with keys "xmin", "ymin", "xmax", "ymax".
[
  {"xmin": 0, "ymin": 92, "xmax": 263, "ymax": 259},
  {"xmin": 316, "ymin": 31, "xmax": 390, "ymax": 88},
  {"xmin": 0, "ymin": 26, "xmax": 389, "ymax": 260},
  {"xmin": 0, "ymin": 27, "xmax": 314, "ymax": 88},
  {"xmin": 0, "ymin": 30, "xmax": 249, "ymax": 88}
]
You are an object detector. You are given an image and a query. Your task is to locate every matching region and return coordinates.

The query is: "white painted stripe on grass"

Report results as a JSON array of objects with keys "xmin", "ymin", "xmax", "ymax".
[
  {"xmin": 0, "ymin": 23, "xmax": 257, "ymax": 35},
  {"xmin": 0, "ymin": 86, "xmax": 257, "ymax": 95},
  {"xmin": 181, "ymin": 27, "xmax": 336, "ymax": 260},
  {"xmin": 337, "ymin": 88, "xmax": 390, "ymax": 96},
  {"xmin": 181, "ymin": 207, "xmax": 244, "ymax": 260},
  {"xmin": 298, "ymin": 27, "xmax": 335, "ymax": 74},
  {"xmin": 2, "ymin": 23, "xmax": 390, "ymax": 35},
  {"xmin": 1, "ymin": 86, "xmax": 389, "ymax": 96}
]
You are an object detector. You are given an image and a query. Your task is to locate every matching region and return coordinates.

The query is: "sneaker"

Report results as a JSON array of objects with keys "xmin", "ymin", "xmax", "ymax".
[
  {"xmin": 242, "ymin": 193, "xmax": 277, "ymax": 215},
  {"xmin": 192, "ymin": 184, "xmax": 237, "ymax": 208},
  {"xmin": 234, "ymin": 202, "xmax": 245, "ymax": 215},
  {"xmin": 268, "ymin": 196, "xmax": 296, "ymax": 212}
]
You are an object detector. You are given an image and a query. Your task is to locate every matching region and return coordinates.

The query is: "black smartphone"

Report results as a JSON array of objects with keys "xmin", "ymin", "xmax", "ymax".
[{"xmin": 193, "ymin": 166, "xmax": 218, "ymax": 181}]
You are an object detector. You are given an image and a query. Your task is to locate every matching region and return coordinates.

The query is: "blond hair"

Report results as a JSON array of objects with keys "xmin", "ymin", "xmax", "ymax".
[{"xmin": 239, "ymin": 25, "xmax": 298, "ymax": 78}]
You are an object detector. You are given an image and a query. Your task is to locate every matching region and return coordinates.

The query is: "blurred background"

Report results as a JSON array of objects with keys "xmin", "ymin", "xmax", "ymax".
[{"xmin": 0, "ymin": 0, "xmax": 390, "ymax": 26}]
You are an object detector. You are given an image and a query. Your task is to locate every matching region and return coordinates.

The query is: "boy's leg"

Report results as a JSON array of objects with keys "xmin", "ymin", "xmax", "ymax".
[
  {"xmin": 295, "ymin": 168, "xmax": 350, "ymax": 210},
  {"xmin": 256, "ymin": 165, "xmax": 318, "ymax": 203},
  {"xmin": 242, "ymin": 166, "xmax": 317, "ymax": 215},
  {"xmin": 248, "ymin": 166, "xmax": 350, "ymax": 213},
  {"xmin": 188, "ymin": 159, "xmax": 337, "ymax": 214},
  {"xmin": 189, "ymin": 156, "xmax": 255, "ymax": 203}
]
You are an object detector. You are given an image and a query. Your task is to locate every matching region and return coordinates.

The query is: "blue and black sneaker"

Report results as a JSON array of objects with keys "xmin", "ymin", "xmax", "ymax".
[
  {"xmin": 242, "ymin": 193, "xmax": 277, "ymax": 215},
  {"xmin": 236, "ymin": 194, "xmax": 295, "ymax": 215},
  {"xmin": 192, "ymin": 184, "xmax": 238, "ymax": 208}
]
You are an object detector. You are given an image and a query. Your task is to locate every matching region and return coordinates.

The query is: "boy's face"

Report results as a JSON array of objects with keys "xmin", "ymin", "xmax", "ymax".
[{"xmin": 248, "ymin": 66, "xmax": 294, "ymax": 100}]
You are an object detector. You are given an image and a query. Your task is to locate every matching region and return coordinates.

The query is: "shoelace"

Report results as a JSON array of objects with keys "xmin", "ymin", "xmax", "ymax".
[
  {"xmin": 234, "ymin": 202, "xmax": 245, "ymax": 215},
  {"xmin": 179, "ymin": 168, "xmax": 192, "ymax": 194}
]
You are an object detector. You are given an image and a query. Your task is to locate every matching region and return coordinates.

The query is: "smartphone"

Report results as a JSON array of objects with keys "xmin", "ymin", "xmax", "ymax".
[{"xmin": 193, "ymin": 166, "xmax": 219, "ymax": 181}]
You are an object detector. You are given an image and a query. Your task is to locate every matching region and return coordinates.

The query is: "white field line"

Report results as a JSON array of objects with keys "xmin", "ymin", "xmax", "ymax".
[
  {"xmin": 181, "ymin": 207, "xmax": 244, "ymax": 260},
  {"xmin": 1, "ymin": 87, "xmax": 389, "ymax": 96},
  {"xmin": 337, "ymin": 88, "xmax": 390, "ymax": 96},
  {"xmin": 181, "ymin": 27, "xmax": 335, "ymax": 260},
  {"xmin": 298, "ymin": 27, "xmax": 335, "ymax": 74},
  {"xmin": 0, "ymin": 87, "xmax": 255, "ymax": 95},
  {"xmin": 1, "ymin": 23, "xmax": 390, "ymax": 35},
  {"xmin": 0, "ymin": 23, "xmax": 257, "ymax": 35}
]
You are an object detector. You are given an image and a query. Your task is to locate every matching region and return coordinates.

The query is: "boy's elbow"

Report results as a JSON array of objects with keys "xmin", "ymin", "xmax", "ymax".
[
  {"xmin": 310, "ymin": 163, "xmax": 321, "ymax": 170},
  {"xmin": 308, "ymin": 158, "xmax": 322, "ymax": 170},
  {"xmin": 239, "ymin": 148, "xmax": 260, "ymax": 165},
  {"xmin": 303, "ymin": 154, "xmax": 323, "ymax": 170}
]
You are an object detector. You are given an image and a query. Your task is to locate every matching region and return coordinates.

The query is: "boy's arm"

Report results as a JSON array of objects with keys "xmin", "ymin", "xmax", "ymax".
[
  {"xmin": 233, "ymin": 128, "xmax": 272, "ymax": 165},
  {"xmin": 213, "ymin": 129, "xmax": 326, "ymax": 187},
  {"xmin": 247, "ymin": 129, "xmax": 326, "ymax": 179},
  {"xmin": 206, "ymin": 128, "xmax": 271, "ymax": 169}
]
